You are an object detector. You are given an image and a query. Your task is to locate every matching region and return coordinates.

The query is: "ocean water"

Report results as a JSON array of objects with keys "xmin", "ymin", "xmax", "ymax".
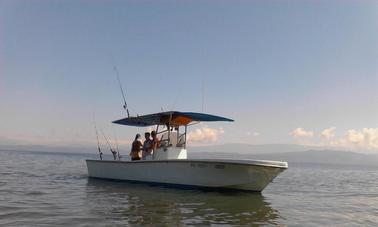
[{"xmin": 1, "ymin": 150, "xmax": 377, "ymax": 226}]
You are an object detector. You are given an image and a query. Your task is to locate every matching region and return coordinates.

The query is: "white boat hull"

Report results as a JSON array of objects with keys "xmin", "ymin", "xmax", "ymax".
[{"xmin": 86, "ymin": 159, "xmax": 287, "ymax": 192}]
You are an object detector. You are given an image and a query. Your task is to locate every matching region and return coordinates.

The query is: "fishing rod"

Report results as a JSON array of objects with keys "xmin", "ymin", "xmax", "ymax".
[
  {"xmin": 112, "ymin": 125, "xmax": 121, "ymax": 160},
  {"xmin": 100, "ymin": 127, "xmax": 118, "ymax": 160},
  {"xmin": 92, "ymin": 114, "xmax": 103, "ymax": 160},
  {"xmin": 111, "ymin": 55, "xmax": 130, "ymax": 118}
]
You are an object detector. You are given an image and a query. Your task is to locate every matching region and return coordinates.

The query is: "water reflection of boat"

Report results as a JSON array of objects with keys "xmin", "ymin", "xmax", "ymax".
[
  {"xmin": 86, "ymin": 111, "xmax": 288, "ymax": 191},
  {"xmin": 85, "ymin": 178, "xmax": 281, "ymax": 226}
]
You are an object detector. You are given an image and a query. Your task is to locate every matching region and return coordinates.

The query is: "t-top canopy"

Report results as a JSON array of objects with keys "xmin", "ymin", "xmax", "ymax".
[{"xmin": 112, "ymin": 111, "xmax": 234, "ymax": 127}]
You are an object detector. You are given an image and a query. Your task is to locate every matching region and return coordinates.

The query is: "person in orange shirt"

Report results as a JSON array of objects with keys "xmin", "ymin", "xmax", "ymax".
[{"xmin": 130, "ymin": 134, "xmax": 142, "ymax": 161}]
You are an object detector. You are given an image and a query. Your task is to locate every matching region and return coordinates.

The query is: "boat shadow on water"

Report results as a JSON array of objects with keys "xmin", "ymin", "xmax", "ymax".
[{"xmin": 84, "ymin": 178, "xmax": 281, "ymax": 226}]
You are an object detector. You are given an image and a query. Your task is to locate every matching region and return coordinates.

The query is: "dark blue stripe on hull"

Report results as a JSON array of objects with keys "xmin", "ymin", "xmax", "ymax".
[{"xmin": 87, "ymin": 176, "xmax": 261, "ymax": 193}]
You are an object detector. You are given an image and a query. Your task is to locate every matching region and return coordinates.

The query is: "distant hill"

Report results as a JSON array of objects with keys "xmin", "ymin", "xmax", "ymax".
[
  {"xmin": 252, "ymin": 150, "xmax": 378, "ymax": 166},
  {"xmin": 189, "ymin": 143, "xmax": 332, "ymax": 154},
  {"xmin": 189, "ymin": 149, "xmax": 378, "ymax": 167},
  {"xmin": 0, "ymin": 144, "xmax": 95, "ymax": 154},
  {"xmin": 3, "ymin": 143, "xmax": 378, "ymax": 167},
  {"xmin": 2, "ymin": 143, "xmax": 319, "ymax": 155}
]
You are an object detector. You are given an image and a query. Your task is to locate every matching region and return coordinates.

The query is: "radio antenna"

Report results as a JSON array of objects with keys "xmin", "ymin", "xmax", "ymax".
[
  {"xmin": 201, "ymin": 74, "xmax": 205, "ymax": 112},
  {"xmin": 111, "ymin": 55, "xmax": 130, "ymax": 117}
]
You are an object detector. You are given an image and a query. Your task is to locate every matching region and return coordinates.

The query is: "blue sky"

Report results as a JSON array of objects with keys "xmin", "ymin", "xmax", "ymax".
[{"xmin": 1, "ymin": 0, "xmax": 377, "ymax": 151}]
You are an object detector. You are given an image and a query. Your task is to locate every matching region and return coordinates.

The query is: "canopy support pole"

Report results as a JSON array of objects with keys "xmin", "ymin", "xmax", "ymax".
[{"xmin": 184, "ymin": 125, "xmax": 187, "ymax": 149}]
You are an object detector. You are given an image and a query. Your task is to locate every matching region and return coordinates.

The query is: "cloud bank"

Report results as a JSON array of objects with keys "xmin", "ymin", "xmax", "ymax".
[
  {"xmin": 246, "ymin": 131, "xmax": 260, "ymax": 137},
  {"xmin": 290, "ymin": 127, "xmax": 378, "ymax": 151},
  {"xmin": 187, "ymin": 127, "xmax": 224, "ymax": 144},
  {"xmin": 320, "ymin": 127, "xmax": 336, "ymax": 139},
  {"xmin": 332, "ymin": 128, "xmax": 378, "ymax": 150},
  {"xmin": 290, "ymin": 128, "xmax": 314, "ymax": 138}
]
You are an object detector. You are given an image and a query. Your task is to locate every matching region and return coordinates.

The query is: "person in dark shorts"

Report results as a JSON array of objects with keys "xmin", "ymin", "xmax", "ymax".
[
  {"xmin": 142, "ymin": 132, "xmax": 152, "ymax": 160},
  {"xmin": 151, "ymin": 130, "xmax": 160, "ymax": 152},
  {"xmin": 130, "ymin": 134, "xmax": 142, "ymax": 161}
]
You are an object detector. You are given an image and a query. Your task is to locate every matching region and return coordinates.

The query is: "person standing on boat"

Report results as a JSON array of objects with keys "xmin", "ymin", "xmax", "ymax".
[
  {"xmin": 151, "ymin": 130, "xmax": 160, "ymax": 153},
  {"xmin": 130, "ymin": 134, "xmax": 142, "ymax": 161},
  {"xmin": 142, "ymin": 132, "xmax": 153, "ymax": 160}
]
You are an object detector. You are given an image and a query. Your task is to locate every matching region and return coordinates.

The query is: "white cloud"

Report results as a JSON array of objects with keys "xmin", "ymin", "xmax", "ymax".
[
  {"xmin": 187, "ymin": 127, "xmax": 224, "ymax": 144},
  {"xmin": 331, "ymin": 128, "xmax": 378, "ymax": 150},
  {"xmin": 346, "ymin": 129, "xmax": 365, "ymax": 145},
  {"xmin": 290, "ymin": 128, "xmax": 314, "ymax": 138},
  {"xmin": 291, "ymin": 127, "xmax": 378, "ymax": 151},
  {"xmin": 246, "ymin": 131, "xmax": 260, "ymax": 137},
  {"xmin": 320, "ymin": 127, "xmax": 336, "ymax": 139},
  {"xmin": 312, "ymin": 128, "xmax": 378, "ymax": 151}
]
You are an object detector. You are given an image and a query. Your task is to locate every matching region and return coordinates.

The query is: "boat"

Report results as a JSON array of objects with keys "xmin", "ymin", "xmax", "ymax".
[{"xmin": 86, "ymin": 111, "xmax": 288, "ymax": 192}]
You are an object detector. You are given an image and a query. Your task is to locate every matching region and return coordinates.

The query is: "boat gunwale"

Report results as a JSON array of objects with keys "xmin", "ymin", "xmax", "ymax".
[{"xmin": 86, "ymin": 159, "xmax": 288, "ymax": 169}]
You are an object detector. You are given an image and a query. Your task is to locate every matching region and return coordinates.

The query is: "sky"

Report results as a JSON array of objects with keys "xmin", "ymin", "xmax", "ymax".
[{"xmin": 1, "ymin": 0, "xmax": 378, "ymax": 152}]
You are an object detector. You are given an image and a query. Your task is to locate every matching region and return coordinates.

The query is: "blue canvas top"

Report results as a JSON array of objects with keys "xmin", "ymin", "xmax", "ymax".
[{"xmin": 112, "ymin": 111, "xmax": 234, "ymax": 127}]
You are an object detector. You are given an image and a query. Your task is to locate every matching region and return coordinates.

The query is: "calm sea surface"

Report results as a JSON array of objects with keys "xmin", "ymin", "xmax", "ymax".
[{"xmin": 1, "ymin": 150, "xmax": 378, "ymax": 226}]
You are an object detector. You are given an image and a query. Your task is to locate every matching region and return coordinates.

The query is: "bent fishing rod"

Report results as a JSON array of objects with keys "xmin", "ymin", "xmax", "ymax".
[
  {"xmin": 100, "ymin": 127, "xmax": 118, "ymax": 161},
  {"xmin": 92, "ymin": 114, "xmax": 103, "ymax": 160}
]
